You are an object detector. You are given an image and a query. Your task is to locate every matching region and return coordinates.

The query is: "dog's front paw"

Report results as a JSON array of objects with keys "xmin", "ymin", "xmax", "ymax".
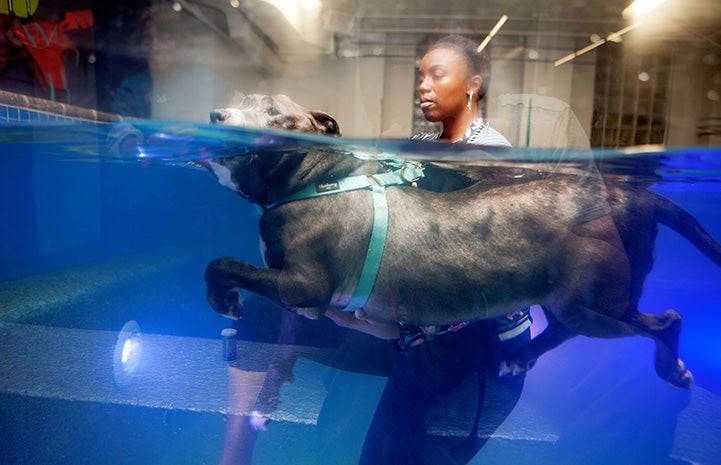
[
  {"xmin": 205, "ymin": 258, "xmax": 245, "ymax": 319},
  {"xmin": 206, "ymin": 284, "xmax": 243, "ymax": 319},
  {"xmin": 499, "ymin": 359, "xmax": 536, "ymax": 377}
]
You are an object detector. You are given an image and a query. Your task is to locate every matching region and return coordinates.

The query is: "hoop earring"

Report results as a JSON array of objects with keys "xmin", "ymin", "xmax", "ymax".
[{"xmin": 467, "ymin": 90, "xmax": 474, "ymax": 110}]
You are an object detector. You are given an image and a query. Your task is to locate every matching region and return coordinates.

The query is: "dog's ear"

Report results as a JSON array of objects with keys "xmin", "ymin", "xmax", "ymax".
[{"xmin": 310, "ymin": 111, "xmax": 341, "ymax": 136}]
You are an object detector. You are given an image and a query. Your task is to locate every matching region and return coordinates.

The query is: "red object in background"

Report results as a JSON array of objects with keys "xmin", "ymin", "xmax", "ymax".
[{"xmin": 9, "ymin": 9, "xmax": 93, "ymax": 100}]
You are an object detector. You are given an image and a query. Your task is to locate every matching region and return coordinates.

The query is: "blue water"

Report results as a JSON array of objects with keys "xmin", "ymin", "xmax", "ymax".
[{"xmin": 1, "ymin": 120, "xmax": 720, "ymax": 465}]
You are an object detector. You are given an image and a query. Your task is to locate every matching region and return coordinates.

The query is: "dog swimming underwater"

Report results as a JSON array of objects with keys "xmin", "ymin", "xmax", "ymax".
[{"xmin": 201, "ymin": 94, "xmax": 721, "ymax": 388}]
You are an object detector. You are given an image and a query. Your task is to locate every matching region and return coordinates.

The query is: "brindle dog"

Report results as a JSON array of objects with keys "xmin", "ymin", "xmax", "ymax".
[{"xmin": 203, "ymin": 94, "xmax": 721, "ymax": 388}]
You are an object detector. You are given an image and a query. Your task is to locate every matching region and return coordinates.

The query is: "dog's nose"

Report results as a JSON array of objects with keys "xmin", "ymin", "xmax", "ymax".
[{"xmin": 210, "ymin": 110, "xmax": 227, "ymax": 123}]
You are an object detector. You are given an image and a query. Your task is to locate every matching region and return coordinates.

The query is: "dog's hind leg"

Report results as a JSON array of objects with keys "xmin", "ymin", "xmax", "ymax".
[
  {"xmin": 514, "ymin": 219, "xmax": 690, "ymax": 386},
  {"xmin": 562, "ymin": 215, "xmax": 691, "ymax": 387},
  {"xmin": 537, "ymin": 303, "xmax": 693, "ymax": 388},
  {"xmin": 624, "ymin": 309, "xmax": 693, "ymax": 389}
]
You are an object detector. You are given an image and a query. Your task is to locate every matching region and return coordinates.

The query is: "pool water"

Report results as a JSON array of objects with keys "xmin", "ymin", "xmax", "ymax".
[{"xmin": 1, "ymin": 120, "xmax": 720, "ymax": 465}]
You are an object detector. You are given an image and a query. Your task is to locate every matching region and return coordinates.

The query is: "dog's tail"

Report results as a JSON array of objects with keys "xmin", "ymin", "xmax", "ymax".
[{"xmin": 654, "ymin": 192, "xmax": 721, "ymax": 268}]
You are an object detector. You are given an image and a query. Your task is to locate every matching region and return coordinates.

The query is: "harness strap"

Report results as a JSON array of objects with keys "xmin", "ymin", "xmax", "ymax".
[
  {"xmin": 267, "ymin": 162, "xmax": 424, "ymax": 208},
  {"xmin": 265, "ymin": 162, "xmax": 424, "ymax": 312},
  {"xmin": 345, "ymin": 183, "xmax": 388, "ymax": 310}
]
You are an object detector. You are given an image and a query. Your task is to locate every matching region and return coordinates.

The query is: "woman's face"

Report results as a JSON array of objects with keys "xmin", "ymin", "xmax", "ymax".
[
  {"xmin": 417, "ymin": 46, "xmax": 471, "ymax": 123},
  {"xmin": 141, "ymin": 20, "xmax": 177, "ymax": 71}
]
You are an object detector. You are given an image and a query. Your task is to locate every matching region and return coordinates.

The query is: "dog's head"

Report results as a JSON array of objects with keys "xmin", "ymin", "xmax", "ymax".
[
  {"xmin": 204, "ymin": 94, "xmax": 344, "ymax": 206},
  {"xmin": 209, "ymin": 93, "xmax": 340, "ymax": 136}
]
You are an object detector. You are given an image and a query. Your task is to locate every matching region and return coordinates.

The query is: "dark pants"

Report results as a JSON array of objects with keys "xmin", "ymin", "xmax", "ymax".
[{"xmin": 359, "ymin": 320, "xmax": 529, "ymax": 465}]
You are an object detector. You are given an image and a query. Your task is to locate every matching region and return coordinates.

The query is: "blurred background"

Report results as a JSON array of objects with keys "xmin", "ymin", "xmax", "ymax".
[{"xmin": 1, "ymin": 0, "xmax": 720, "ymax": 145}]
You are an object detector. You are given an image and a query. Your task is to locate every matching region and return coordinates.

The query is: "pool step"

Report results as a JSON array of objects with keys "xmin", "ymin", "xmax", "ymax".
[
  {"xmin": 0, "ymin": 321, "xmax": 331, "ymax": 421},
  {"xmin": 1, "ymin": 322, "xmax": 719, "ymax": 465}
]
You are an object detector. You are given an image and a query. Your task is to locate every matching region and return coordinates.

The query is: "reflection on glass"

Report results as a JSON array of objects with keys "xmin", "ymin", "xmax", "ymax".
[{"xmin": 0, "ymin": 1, "xmax": 719, "ymax": 464}]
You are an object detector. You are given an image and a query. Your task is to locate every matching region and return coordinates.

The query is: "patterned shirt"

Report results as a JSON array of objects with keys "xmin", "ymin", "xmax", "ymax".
[{"xmin": 412, "ymin": 118, "xmax": 512, "ymax": 146}]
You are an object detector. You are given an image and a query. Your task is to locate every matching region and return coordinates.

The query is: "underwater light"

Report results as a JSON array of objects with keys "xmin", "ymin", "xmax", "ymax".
[{"xmin": 113, "ymin": 320, "xmax": 142, "ymax": 388}]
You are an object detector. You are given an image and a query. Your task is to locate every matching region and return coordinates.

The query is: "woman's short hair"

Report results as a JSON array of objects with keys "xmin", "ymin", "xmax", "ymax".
[{"xmin": 428, "ymin": 35, "xmax": 491, "ymax": 100}]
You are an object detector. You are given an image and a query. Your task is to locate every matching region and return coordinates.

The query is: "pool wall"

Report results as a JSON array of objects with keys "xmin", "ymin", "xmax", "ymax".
[{"xmin": 0, "ymin": 90, "xmax": 260, "ymax": 283}]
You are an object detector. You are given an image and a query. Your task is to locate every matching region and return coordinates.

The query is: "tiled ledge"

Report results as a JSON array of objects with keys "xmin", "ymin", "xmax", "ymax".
[{"xmin": 0, "ymin": 89, "xmax": 121, "ymax": 123}]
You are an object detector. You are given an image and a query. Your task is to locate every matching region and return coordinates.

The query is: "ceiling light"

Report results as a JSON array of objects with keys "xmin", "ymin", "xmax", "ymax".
[
  {"xmin": 477, "ymin": 15, "xmax": 508, "ymax": 53},
  {"xmin": 623, "ymin": 0, "xmax": 667, "ymax": 18},
  {"xmin": 555, "ymin": 23, "xmax": 640, "ymax": 66}
]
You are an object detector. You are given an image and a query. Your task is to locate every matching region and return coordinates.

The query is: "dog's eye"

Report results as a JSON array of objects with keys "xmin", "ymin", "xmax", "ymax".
[{"xmin": 265, "ymin": 107, "xmax": 280, "ymax": 116}]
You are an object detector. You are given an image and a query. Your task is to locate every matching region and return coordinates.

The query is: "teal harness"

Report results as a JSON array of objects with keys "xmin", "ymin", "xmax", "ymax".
[{"xmin": 266, "ymin": 161, "xmax": 425, "ymax": 312}]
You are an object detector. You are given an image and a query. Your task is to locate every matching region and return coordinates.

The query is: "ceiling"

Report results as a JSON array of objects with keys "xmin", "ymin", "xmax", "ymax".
[{"xmin": 189, "ymin": 0, "xmax": 721, "ymax": 68}]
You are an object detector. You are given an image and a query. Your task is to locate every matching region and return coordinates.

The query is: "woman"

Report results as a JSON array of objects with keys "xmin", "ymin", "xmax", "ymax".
[
  {"xmin": 357, "ymin": 35, "xmax": 532, "ymax": 465},
  {"xmin": 415, "ymin": 34, "xmax": 510, "ymax": 145}
]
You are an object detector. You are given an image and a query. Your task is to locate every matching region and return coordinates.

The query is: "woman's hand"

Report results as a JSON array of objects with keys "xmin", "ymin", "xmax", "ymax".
[{"xmin": 324, "ymin": 308, "xmax": 400, "ymax": 340}]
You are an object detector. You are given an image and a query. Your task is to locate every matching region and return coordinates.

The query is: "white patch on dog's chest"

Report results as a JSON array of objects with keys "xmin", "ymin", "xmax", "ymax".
[
  {"xmin": 208, "ymin": 163, "xmax": 240, "ymax": 193},
  {"xmin": 259, "ymin": 237, "xmax": 269, "ymax": 266}
]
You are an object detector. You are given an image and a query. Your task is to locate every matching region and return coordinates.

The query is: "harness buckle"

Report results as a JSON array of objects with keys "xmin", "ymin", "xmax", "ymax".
[{"xmin": 400, "ymin": 162, "xmax": 424, "ymax": 184}]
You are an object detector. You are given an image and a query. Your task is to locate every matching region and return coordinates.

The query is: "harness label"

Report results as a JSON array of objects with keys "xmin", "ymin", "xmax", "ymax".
[{"xmin": 316, "ymin": 181, "xmax": 340, "ymax": 193}]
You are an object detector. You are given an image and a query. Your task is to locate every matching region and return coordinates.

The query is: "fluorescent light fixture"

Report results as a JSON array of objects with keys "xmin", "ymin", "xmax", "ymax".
[
  {"xmin": 623, "ymin": 0, "xmax": 667, "ymax": 18},
  {"xmin": 554, "ymin": 23, "xmax": 641, "ymax": 66},
  {"xmin": 556, "ymin": 0, "xmax": 667, "ymax": 67},
  {"xmin": 477, "ymin": 15, "xmax": 508, "ymax": 53},
  {"xmin": 262, "ymin": 0, "xmax": 321, "ymax": 34},
  {"xmin": 259, "ymin": 0, "xmax": 329, "ymax": 48}
]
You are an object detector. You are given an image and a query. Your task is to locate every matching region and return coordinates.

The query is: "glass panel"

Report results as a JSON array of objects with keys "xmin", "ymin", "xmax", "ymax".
[{"xmin": 1, "ymin": 1, "xmax": 719, "ymax": 464}]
